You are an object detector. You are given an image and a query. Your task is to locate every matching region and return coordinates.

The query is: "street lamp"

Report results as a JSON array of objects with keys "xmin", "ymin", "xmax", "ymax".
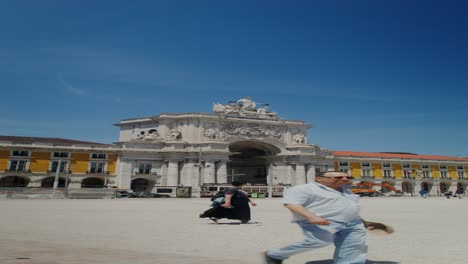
[{"xmin": 52, "ymin": 159, "xmax": 63, "ymax": 190}]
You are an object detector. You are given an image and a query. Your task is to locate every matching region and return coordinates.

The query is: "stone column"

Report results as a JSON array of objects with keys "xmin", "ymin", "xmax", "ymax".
[
  {"xmin": 295, "ymin": 163, "xmax": 306, "ymax": 185},
  {"xmin": 204, "ymin": 161, "xmax": 216, "ymax": 184},
  {"xmin": 306, "ymin": 164, "xmax": 316, "ymax": 184},
  {"xmin": 271, "ymin": 163, "xmax": 288, "ymax": 185},
  {"xmin": 289, "ymin": 163, "xmax": 297, "ymax": 186},
  {"xmin": 216, "ymin": 161, "xmax": 228, "ymax": 184},
  {"xmin": 160, "ymin": 161, "xmax": 169, "ymax": 186},
  {"xmin": 181, "ymin": 160, "xmax": 196, "ymax": 187},
  {"xmin": 115, "ymin": 159, "xmax": 133, "ymax": 189},
  {"xmin": 27, "ymin": 177, "xmax": 42, "ymax": 188},
  {"xmin": 166, "ymin": 161, "xmax": 179, "ymax": 186}
]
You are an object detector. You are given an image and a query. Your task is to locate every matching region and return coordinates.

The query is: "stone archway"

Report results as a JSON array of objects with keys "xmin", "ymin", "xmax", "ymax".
[
  {"xmin": 0, "ymin": 176, "xmax": 30, "ymax": 187},
  {"xmin": 228, "ymin": 140, "xmax": 281, "ymax": 185},
  {"xmin": 131, "ymin": 178, "xmax": 152, "ymax": 192},
  {"xmin": 421, "ymin": 181, "xmax": 432, "ymax": 192},
  {"xmin": 81, "ymin": 177, "xmax": 104, "ymax": 188},
  {"xmin": 41, "ymin": 177, "xmax": 66, "ymax": 188},
  {"xmin": 402, "ymin": 181, "xmax": 413, "ymax": 193},
  {"xmin": 440, "ymin": 182, "xmax": 451, "ymax": 193}
]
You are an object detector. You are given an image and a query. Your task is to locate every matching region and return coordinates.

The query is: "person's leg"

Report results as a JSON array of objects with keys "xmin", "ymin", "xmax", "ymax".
[
  {"xmin": 332, "ymin": 220, "xmax": 368, "ymax": 264},
  {"xmin": 267, "ymin": 222, "xmax": 335, "ymax": 261}
]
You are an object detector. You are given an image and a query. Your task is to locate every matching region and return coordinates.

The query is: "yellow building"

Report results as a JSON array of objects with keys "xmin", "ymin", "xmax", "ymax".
[
  {"xmin": 2, "ymin": 135, "xmax": 468, "ymax": 197},
  {"xmin": 0, "ymin": 136, "xmax": 118, "ymax": 188},
  {"xmin": 333, "ymin": 151, "xmax": 468, "ymax": 195}
]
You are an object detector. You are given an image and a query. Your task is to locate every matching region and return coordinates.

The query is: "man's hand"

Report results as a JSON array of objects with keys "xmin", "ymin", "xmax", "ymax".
[
  {"xmin": 221, "ymin": 203, "xmax": 233, "ymax": 208},
  {"xmin": 250, "ymin": 202, "xmax": 257, "ymax": 206},
  {"xmin": 307, "ymin": 215, "xmax": 331, "ymax": 225}
]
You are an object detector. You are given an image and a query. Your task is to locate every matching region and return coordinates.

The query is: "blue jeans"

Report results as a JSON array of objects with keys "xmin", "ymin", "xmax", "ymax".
[{"xmin": 267, "ymin": 219, "xmax": 368, "ymax": 264}]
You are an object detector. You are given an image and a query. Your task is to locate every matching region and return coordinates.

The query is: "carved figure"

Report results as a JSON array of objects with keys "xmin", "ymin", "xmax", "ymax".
[
  {"xmin": 237, "ymin": 97, "xmax": 256, "ymax": 111},
  {"xmin": 257, "ymin": 107, "xmax": 268, "ymax": 114},
  {"xmin": 142, "ymin": 131, "xmax": 161, "ymax": 141},
  {"xmin": 167, "ymin": 129, "xmax": 182, "ymax": 140},
  {"xmin": 213, "ymin": 103, "xmax": 225, "ymax": 113},
  {"xmin": 213, "ymin": 102, "xmax": 239, "ymax": 114},
  {"xmin": 204, "ymin": 128, "xmax": 219, "ymax": 139},
  {"xmin": 293, "ymin": 133, "xmax": 305, "ymax": 144}
]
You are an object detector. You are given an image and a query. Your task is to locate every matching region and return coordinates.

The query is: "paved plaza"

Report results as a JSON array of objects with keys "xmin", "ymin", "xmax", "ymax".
[{"xmin": 0, "ymin": 197, "xmax": 467, "ymax": 264}]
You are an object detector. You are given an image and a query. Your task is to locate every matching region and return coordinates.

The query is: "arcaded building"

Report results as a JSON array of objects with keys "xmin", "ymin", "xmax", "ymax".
[{"xmin": 1, "ymin": 97, "xmax": 467, "ymax": 196}]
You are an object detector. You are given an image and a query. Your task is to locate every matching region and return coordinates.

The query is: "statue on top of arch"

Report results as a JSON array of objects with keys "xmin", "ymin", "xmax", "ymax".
[{"xmin": 212, "ymin": 97, "xmax": 278, "ymax": 119}]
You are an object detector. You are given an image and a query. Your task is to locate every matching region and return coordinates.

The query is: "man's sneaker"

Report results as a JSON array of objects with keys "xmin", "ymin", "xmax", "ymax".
[
  {"xmin": 263, "ymin": 251, "xmax": 283, "ymax": 264},
  {"xmin": 209, "ymin": 217, "xmax": 218, "ymax": 223}
]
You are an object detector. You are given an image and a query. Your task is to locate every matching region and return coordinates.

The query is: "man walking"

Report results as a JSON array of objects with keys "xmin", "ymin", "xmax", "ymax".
[{"xmin": 264, "ymin": 171, "xmax": 368, "ymax": 264}]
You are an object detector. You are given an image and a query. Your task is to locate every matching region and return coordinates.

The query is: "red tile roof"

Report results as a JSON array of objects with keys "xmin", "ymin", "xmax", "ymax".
[
  {"xmin": 333, "ymin": 150, "xmax": 468, "ymax": 161},
  {"xmin": 0, "ymin": 135, "xmax": 111, "ymax": 146}
]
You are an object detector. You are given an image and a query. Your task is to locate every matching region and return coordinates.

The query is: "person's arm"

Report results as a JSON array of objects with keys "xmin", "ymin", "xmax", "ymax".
[
  {"xmin": 284, "ymin": 204, "xmax": 330, "ymax": 225},
  {"xmin": 221, "ymin": 194, "xmax": 233, "ymax": 208},
  {"xmin": 248, "ymin": 198, "xmax": 257, "ymax": 206}
]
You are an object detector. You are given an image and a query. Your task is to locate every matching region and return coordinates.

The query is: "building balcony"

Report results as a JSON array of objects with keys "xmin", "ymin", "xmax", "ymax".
[
  {"xmin": 47, "ymin": 170, "xmax": 72, "ymax": 174},
  {"xmin": 134, "ymin": 171, "xmax": 158, "ymax": 176},
  {"xmin": 4, "ymin": 169, "xmax": 31, "ymax": 174},
  {"xmin": 86, "ymin": 170, "xmax": 109, "ymax": 175}
]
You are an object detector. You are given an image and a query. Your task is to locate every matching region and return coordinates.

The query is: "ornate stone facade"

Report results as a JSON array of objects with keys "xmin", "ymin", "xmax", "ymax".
[{"xmin": 114, "ymin": 97, "xmax": 333, "ymax": 195}]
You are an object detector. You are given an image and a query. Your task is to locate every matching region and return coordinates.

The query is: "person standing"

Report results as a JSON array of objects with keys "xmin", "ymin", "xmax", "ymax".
[{"xmin": 264, "ymin": 171, "xmax": 368, "ymax": 264}]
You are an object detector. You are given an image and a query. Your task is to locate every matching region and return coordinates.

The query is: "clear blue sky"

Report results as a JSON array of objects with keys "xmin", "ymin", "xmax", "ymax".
[{"xmin": 1, "ymin": 1, "xmax": 467, "ymax": 156}]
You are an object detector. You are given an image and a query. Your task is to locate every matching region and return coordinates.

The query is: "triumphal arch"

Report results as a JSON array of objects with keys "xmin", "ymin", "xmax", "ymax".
[{"xmin": 114, "ymin": 97, "xmax": 333, "ymax": 194}]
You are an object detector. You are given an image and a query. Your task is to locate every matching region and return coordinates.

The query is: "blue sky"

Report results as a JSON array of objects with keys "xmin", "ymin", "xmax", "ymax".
[{"xmin": 1, "ymin": 1, "xmax": 467, "ymax": 156}]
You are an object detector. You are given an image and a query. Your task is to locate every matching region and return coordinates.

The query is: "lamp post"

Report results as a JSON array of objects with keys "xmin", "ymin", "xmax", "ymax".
[
  {"xmin": 52, "ymin": 159, "xmax": 62, "ymax": 190},
  {"xmin": 414, "ymin": 169, "xmax": 423, "ymax": 197},
  {"xmin": 193, "ymin": 145, "xmax": 203, "ymax": 196}
]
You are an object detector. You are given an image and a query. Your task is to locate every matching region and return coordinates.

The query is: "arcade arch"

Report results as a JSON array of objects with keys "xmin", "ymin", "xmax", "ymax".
[
  {"xmin": 131, "ymin": 178, "xmax": 155, "ymax": 192},
  {"xmin": 41, "ymin": 177, "xmax": 66, "ymax": 188},
  {"xmin": 81, "ymin": 177, "xmax": 104, "ymax": 188},
  {"xmin": 401, "ymin": 181, "xmax": 413, "ymax": 194},
  {"xmin": 0, "ymin": 176, "xmax": 30, "ymax": 187},
  {"xmin": 227, "ymin": 140, "xmax": 281, "ymax": 185}
]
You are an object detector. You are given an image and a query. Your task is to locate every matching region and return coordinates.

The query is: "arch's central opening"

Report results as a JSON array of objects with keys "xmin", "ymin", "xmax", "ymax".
[{"xmin": 227, "ymin": 141, "xmax": 280, "ymax": 185}]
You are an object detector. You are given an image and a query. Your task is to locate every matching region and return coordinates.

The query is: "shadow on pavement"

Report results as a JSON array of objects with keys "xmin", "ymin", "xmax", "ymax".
[{"xmin": 305, "ymin": 260, "xmax": 399, "ymax": 264}]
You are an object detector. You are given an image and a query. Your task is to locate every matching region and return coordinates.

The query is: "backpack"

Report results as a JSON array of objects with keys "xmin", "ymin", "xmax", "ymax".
[
  {"xmin": 210, "ymin": 191, "xmax": 226, "ymax": 206},
  {"xmin": 210, "ymin": 189, "xmax": 238, "ymax": 207}
]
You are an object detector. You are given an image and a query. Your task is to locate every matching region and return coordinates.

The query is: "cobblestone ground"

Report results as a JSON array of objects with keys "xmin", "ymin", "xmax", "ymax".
[{"xmin": 1, "ymin": 197, "xmax": 467, "ymax": 264}]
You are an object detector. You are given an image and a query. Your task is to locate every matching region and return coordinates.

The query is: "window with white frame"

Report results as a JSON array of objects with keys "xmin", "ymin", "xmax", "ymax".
[
  {"xmin": 53, "ymin": 152, "xmax": 69, "ymax": 158},
  {"xmin": 440, "ymin": 164, "xmax": 448, "ymax": 178},
  {"xmin": 402, "ymin": 163, "xmax": 412, "ymax": 178},
  {"xmin": 421, "ymin": 164, "xmax": 431, "ymax": 178},
  {"xmin": 89, "ymin": 162, "xmax": 106, "ymax": 173},
  {"xmin": 138, "ymin": 163, "xmax": 152, "ymax": 174},
  {"xmin": 9, "ymin": 160, "xmax": 27, "ymax": 172},
  {"xmin": 50, "ymin": 161, "xmax": 68, "ymax": 173},
  {"xmin": 382, "ymin": 163, "xmax": 392, "ymax": 178},
  {"xmin": 457, "ymin": 166, "xmax": 465, "ymax": 179},
  {"xmin": 361, "ymin": 162, "xmax": 372, "ymax": 178},
  {"xmin": 91, "ymin": 153, "xmax": 106, "ymax": 159},
  {"xmin": 12, "ymin": 150, "xmax": 29, "ymax": 156},
  {"xmin": 338, "ymin": 161, "xmax": 350, "ymax": 174}
]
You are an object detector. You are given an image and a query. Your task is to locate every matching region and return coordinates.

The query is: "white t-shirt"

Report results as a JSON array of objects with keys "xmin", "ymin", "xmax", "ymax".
[{"xmin": 282, "ymin": 182, "xmax": 361, "ymax": 223}]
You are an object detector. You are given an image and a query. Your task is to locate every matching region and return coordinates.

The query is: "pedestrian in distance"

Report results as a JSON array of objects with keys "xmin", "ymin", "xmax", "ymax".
[
  {"xmin": 264, "ymin": 171, "xmax": 393, "ymax": 264},
  {"xmin": 199, "ymin": 180, "xmax": 256, "ymax": 224}
]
